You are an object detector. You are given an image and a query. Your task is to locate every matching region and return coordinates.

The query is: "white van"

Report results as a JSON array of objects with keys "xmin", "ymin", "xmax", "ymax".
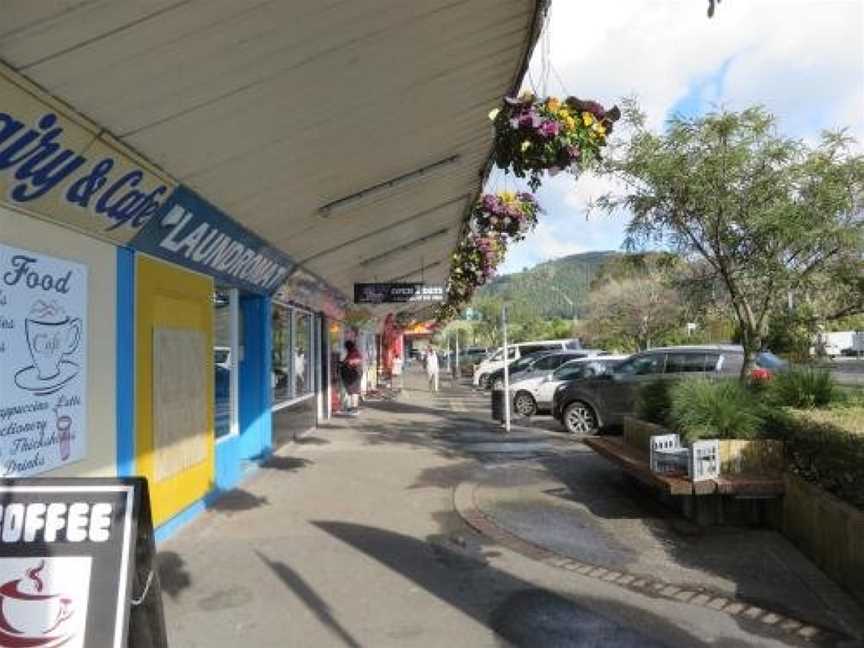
[{"xmin": 472, "ymin": 339, "xmax": 581, "ymax": 388}]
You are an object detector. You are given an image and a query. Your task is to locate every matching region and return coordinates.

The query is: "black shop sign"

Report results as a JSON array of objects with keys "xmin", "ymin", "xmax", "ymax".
[
  {"xmin": 354, "ymin": 283, "xmax": 444, "ymax": 304},
  {"xmin": 0, "ymin": 478, "xmax": 158, "ymax": 648}
]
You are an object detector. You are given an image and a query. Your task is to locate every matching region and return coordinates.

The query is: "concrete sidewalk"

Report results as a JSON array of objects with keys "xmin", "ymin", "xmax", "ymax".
[{"xmin": 158, "ymin": 370, "xmax": 863, "ymax": 647}]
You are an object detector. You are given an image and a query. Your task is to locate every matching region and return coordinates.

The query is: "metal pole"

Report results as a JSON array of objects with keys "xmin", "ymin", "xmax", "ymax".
[
  {"xmin": 455, "ymin": 333, "xmax": 460, "ymax": 377},
  {"xmin": 502, "ymin": 304, "xmax": 511, "ymax": 433}
]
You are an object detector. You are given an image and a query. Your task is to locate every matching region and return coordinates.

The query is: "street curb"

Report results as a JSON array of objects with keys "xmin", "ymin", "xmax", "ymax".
[{"xmin": 453, "ymin": 480, "xmax": 851, "ymax": 646}]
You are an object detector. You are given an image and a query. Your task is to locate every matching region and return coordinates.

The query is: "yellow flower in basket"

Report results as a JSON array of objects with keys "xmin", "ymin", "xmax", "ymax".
[
  {"xmin": 547, "ymin": 97, "xmax": 561, "ymax": 112},
  {"xmin": 582, "ymin": 112, "xmax": 595, "ymax": 127},
  {"xmin": 521, "ymin": 140, "xmax": 531, "ymax": 152},
  {"xmin": 592, "ymin": 122, "xmax": 607, "ymax": 136}
]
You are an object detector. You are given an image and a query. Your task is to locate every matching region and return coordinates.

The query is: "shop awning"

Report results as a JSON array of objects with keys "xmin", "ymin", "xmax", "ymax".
[{"xmin": 1, "ymin": 0, "xmax": 545, "ymax": 308}]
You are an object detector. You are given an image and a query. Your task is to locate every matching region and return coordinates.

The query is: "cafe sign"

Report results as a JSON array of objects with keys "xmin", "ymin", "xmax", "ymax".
[
  {"xmin": 0, "ymin": 243, "xmax": 87, "ymax": 477},
  {"xmin": 0, "ymin": 70, "xmax": 174, "ymax": 245},
  {"xmin": 0, "ymin": 479, "xmax": 143, "ymax": 647},
  {"xmin": 354, "ymin": 283, "xmax": 444, "ymax": 304}
]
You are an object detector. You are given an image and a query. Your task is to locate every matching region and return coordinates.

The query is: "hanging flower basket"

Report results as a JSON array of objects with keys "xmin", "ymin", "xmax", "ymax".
[
  {"xmin": 489, "ymin": 93, "xmax": 621, "ymax": 190},
  {"xmin": 472, "ymin": 192, "xmax": 542, "ymax": 242},
  {"xmin": 434, "ymin": 233, "xmax": 507, "ymax": 322}
]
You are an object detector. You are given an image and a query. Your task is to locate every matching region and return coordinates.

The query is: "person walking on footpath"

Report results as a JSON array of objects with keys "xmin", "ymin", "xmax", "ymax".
[
  {"xmin": 425, "ymin": 347, "xmax": 439, "ymax": 392},
  {"xmin": 340, "ymin": 340, "xmax": 363, "ymax": 416}
]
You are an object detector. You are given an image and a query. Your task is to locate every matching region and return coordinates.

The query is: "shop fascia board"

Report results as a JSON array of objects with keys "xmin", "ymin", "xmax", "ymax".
[
  {"xmin": 0, "ymin": 62, "xmax": 353, "ymax": 308},
  {"xmin": 0, "ymin": 62, "xmax": 177, "ymax": 248}
]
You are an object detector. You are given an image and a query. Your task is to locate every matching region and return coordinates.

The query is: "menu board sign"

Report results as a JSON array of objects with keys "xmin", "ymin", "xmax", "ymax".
[
  {"xmin": 0, "ymin": 244, "xmax": 88, "ymax": 476},
  {"xmin": 0, "ymin": 479, "xmax": 143, "ymax": 647}
]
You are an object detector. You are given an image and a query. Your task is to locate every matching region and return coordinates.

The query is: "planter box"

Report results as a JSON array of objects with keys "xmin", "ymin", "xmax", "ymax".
[
  {"xmin": 623, "ymin": 417, "xmax": 667, "ymax": 453},
  {"xmin": 718, "ymin": 439, "xmax": 784, "ymax": 475},
  {"xmin": 783, "ymin": 473, "xmax": 864, "ymax": 608},
  {"xmin": 624, "ymin": 418, "xmax": 783, "ymax": 476}
]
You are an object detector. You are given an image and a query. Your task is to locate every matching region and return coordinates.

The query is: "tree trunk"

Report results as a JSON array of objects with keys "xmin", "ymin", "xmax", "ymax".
[{"xmin": 739, "ymin": 329, "xmax": 762, "ymax": 382}]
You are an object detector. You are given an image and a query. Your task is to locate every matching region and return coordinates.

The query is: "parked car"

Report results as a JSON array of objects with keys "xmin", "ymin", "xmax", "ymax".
[
  {"xmin": 472, "ymin": 339, "xmax": 581, "ymax": 388},
  {"xmin": 552, "ymin": 345, "xmax": 787, "ymax": 435},
  {"xmin": 458, "ymin": 347, "xmax": 490, "ymax": 377},
  {"xmin": 485, "ymin": 349, "xmax": 609, "ymax": 391},
  {"xmin": 510, "ymin": 355, "xmax": 628, "ymax": 417}
]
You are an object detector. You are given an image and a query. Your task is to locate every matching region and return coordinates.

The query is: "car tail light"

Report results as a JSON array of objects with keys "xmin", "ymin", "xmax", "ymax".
[{"xmin": 750, "ymin": 367, "xmax": 771, "ymax": 382}]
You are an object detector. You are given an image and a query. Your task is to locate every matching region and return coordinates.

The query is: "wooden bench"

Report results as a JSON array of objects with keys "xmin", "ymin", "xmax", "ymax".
[{"xmin": 583, "ymin": 436, "xmax": 785, "ymax": 498}]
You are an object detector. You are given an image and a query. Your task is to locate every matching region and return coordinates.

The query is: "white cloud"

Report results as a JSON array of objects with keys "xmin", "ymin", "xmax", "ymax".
[{"xmin": 493, "ymin": 0, "xmax": 864, "ymax": 274}]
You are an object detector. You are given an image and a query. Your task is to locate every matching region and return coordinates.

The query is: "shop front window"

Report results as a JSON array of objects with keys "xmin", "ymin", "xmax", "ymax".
[
  {"xmin": 294, "ymin": 311, "xmax": 313, "ymax": 397},
  {"xmin": 272, "ymin": 306, "xmax": 293, "ymax": 403},
  {"xmin": 214, "ymin": 289, "xmax": 239, "ymax": 439},
  {"xmin": 272, "ymin": 304, "xmax": 317, "ymax": 405}
]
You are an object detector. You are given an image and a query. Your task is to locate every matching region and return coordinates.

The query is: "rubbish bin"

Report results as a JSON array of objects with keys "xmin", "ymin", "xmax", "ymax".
[{"xmin": 491, "ymin": 387, "xmax": 505, "ymax": 422}]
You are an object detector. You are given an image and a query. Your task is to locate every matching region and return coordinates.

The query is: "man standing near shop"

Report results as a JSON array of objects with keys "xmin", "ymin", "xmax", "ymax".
[{"xmin": 424, "ymin": 347, "xmax": 440, "ymax": 392}]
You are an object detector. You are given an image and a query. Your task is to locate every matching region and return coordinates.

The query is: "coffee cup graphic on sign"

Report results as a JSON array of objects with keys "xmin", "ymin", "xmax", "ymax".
[
  {"xmin": 14, "ymin": 300, "xmax": 81, "ymax": 395},
  {"xmin": 0, "ymin": 561, "xmax": 77, "ymax": 646}
]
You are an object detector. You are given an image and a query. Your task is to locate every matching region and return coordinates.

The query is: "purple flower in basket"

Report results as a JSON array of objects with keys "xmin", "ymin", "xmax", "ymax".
[
  {"xmin": 481, "ymin": 194, "xmax": 499, "ymax": 211},
  {"xmin": 568, "ymin": 145, "xmax": 582, "ymax": 160},
  {"xmin": 518, "ymin": 110, "xmax": 542, "ymax": 129},
  {"xmin": 538, "ymin": 120, "xmax": 560, "ymax": 138}
]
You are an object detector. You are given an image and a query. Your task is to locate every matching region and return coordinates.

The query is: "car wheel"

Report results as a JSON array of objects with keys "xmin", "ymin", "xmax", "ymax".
[
  {"xmin": 478, "ymin": 374, "xmax": 490, "ymax": 390},
  {"xmin": 563, "ymin": 401, "xmax": 598, "ymax": 435},
  {"xmin": 514, "ymin": 391, "xmax": 537, "ymax": 417}
]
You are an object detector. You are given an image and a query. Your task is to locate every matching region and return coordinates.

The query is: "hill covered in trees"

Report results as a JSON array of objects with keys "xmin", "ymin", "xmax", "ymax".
[{"xmin": 472, "ymin": 251, "xmax": 618, "ymax": 320}]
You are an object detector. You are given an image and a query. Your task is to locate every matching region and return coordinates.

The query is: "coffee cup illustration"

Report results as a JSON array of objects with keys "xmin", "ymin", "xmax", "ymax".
[
  {"xmin": 25, "ymin": 301, "xmax": 80, "ymax": 381},
  {"xmin": 0, "ymin": 561, "xmax": 75, "ymax": 643},
  {"xmin": 15, "ymin": 301, "xmax": 82, "ymax": 395}
]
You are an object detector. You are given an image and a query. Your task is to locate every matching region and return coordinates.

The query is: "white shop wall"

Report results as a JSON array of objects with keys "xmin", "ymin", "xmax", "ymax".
[{"xmin": 0, "ymin": 204, "xmax": 117, "ymax": 477}]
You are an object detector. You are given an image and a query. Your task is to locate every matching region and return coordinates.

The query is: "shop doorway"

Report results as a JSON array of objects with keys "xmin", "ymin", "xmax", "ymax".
[{"xmin": 136, "ymin": 256, "xmax": 214, "ymax": 525}]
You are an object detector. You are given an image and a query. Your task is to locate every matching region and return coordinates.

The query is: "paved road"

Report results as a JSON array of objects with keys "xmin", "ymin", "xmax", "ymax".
[{"xmin": 159, "ymin": 369, "xmax": 863, "ymax": 647}]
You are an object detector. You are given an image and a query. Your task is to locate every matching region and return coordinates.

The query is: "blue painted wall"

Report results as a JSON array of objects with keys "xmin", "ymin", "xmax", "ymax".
[
  {"xmin": 214, "ymin": 295, "xmax": 272, "ymax": 490},
  {"xmin": 116, "ymin": 247, "xmax": 136, "ymax": 477}
]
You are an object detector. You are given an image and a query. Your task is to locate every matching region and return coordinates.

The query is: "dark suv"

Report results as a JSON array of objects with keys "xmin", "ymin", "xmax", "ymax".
[{"xmin": 552, "ymin": 345, "xmax": 786, "ymax": 435}]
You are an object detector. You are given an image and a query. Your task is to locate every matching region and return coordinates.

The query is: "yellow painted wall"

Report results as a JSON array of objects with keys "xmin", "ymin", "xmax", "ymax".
[
  {"xmin": 136, "ymin": 255, "xmax": 214, "ymax": 525},
  {"xmin": 0, "ymin": 204, "xmax": 117, "ymax": 477}
]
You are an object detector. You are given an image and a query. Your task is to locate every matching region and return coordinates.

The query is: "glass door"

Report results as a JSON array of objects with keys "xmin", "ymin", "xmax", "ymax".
[{"xmin": 213, "ymin": 288, "xmax": 239, "ymax": 440}]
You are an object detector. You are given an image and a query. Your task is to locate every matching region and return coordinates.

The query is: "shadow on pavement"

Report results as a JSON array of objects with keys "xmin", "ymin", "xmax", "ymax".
[
  {"xmin": 260, "ymin": 455, "xmax": 314, "ymax": 472},
  {"xmin": 206, "ymin": 488, "xmax": 269, "ymax": 513},
  {"xmin": 312, "ymin": 520, "xmax": 760, "ymax": 648},
  {"xmin": 157, "ymin": 551, "xmax": 192, "ymax": 600},
  {"xmin": 255, "ymin": 550, "xmax": 362, "ymax": 648}
]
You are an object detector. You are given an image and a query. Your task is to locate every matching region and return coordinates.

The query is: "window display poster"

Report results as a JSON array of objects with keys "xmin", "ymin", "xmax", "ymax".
[{"xmin": 0, "ymin": 243, "xmax": 88, "ymax": 476}]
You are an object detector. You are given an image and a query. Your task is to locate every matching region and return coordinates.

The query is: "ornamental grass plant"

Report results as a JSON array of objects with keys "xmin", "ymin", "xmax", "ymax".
[
  {"xmin": 768, "ymin": 367, "xmax": 836, "ymax": 409},
  {"xmin": 636, "ymin": 379, "xmax": 675, "ymax": 426},
  {"xmin": 668, "ymin": 378, "xmax": 764, "ymax": 443}
]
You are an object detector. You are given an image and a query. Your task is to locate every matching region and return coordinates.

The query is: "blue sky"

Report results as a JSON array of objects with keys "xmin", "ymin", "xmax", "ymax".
[{"xmin": 494, "ymin": 0, "xmax": 864, "ymax": 275}]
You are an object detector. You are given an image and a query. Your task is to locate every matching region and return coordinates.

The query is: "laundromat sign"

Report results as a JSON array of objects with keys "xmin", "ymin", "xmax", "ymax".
[
  {"xmin": 130, "ymin": 186, "xmax": 295, "ymax": 295},
  {"xmin": 0, "ymin": 71, "xmax": 174, "ymax": 245}
]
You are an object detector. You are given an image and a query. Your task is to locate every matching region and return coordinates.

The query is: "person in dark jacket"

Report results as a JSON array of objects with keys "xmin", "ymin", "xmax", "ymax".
[{"xmin": 340, "ymin": 340, "xmax": 363, "ymax": 415}]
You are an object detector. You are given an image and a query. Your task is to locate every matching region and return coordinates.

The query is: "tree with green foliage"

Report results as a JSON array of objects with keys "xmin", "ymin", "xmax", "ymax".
[
  {"xmin": 582, "ymin": 265, "xmax": 685, "ymax": 351},
  {"xmin": 597, "ymin": 104, "xmax": 864, "ymax": 378}
]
